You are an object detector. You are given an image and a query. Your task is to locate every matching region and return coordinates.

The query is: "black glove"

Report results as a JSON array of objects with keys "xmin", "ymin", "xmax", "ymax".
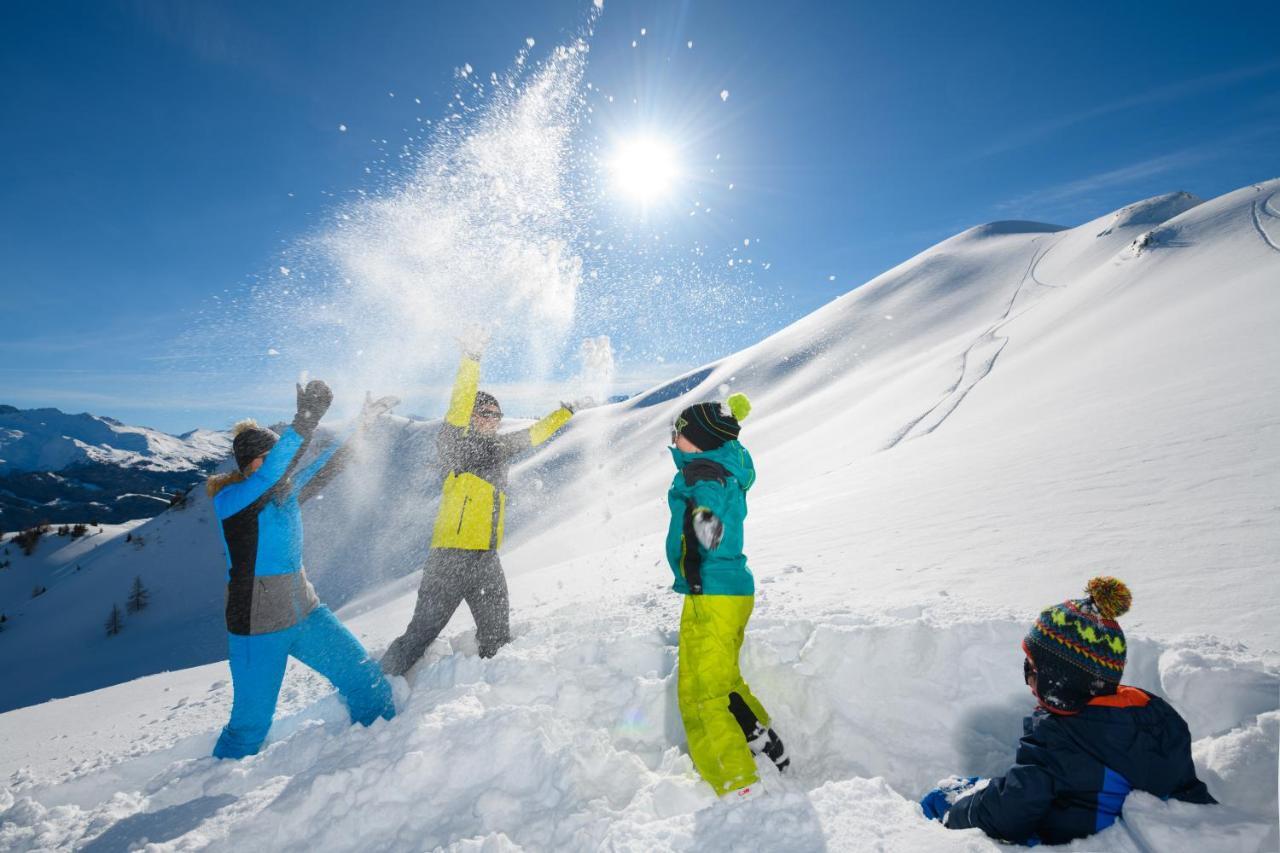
[{"xmin": 293, "ymin": 379, "xmax": 333, "ymax": 436}]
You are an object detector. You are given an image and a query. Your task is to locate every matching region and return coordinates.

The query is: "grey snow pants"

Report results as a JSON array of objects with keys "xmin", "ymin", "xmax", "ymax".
[{"xmin": 380, "ymin": 548, "xmax": 510, "ymax": 676}]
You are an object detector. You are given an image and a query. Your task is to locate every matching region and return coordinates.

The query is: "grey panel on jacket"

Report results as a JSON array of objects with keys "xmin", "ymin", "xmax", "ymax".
[{"xmin": 225, "ymin": 570, "xmax": 320, "ymax": 635}]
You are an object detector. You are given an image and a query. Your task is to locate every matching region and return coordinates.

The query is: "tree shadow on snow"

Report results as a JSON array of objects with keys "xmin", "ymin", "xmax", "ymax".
[{"xmin": 81, "ymin": 794, "xmax": 237, "ymax": 852}]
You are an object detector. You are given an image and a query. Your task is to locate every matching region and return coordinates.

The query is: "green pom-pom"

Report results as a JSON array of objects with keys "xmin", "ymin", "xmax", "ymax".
[
  {"xmin": 726, "ymin": 392, "xmax": 751, "ymax": 422},
  {"xmin": 1086, "ymin": 576, "xmax": 1132, "ymax": 620}
]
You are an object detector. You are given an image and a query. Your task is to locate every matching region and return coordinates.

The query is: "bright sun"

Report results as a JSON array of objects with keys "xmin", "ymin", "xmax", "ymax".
[{"xmin": 609, "ymin": 136, "xmax": 679, "ymax": 203}]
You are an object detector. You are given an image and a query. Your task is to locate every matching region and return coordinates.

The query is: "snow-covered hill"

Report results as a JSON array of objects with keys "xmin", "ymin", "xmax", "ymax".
[
  {"xmin": 0, "ymin": 406, "xmax": 227, "ymax": 474},
  {"xmin": 0, "ymin": 406, "xmax": 230, "ymax": 527},
  {"xmin": 1, "ymin": 179, "xmax": 1277, "ymax": 851}
]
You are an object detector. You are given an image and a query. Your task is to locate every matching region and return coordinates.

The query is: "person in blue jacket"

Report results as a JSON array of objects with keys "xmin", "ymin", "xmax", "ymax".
[
  {"xmin": 920, "ymin": 577, "xmax": 1215, "ymax": 845},
  {"xmin": 205, "ymin": 380, "xmax": 398, "ymax": 759}
]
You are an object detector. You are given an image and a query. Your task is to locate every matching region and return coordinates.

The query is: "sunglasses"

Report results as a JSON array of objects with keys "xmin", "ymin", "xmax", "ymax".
[
  {"xmin": 474, "ymin": 409, "xmax": 502, "ymax": 420},
  {"xmin": 1023, "ymin": 657, "xmax": 1036, "ymax": 685},
  {"xmin": 670, "ymin": 415, "xmax": 688, "ymax": 444}
]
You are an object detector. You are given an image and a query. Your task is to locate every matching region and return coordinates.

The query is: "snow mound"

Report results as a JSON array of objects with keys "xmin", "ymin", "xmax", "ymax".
[{"xmin": 1, "ymin": 595, "xmax": 1274, "ymax": 851}]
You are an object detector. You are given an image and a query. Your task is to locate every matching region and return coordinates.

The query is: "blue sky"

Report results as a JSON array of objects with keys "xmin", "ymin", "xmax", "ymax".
[{"xmin": 2, "ymin": 0, "xmax": 1278, "ymax": 433}]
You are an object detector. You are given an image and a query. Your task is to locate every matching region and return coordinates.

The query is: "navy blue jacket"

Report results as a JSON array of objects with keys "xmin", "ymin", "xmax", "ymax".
[{"xmin": 947, "ymin": 686, "xmax": 1214, "ymax": 845}]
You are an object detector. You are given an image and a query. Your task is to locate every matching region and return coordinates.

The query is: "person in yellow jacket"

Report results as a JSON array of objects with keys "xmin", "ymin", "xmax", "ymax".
[{"xmin": 381, "ymin": 335, "xmax": 580, "ymax": 675}]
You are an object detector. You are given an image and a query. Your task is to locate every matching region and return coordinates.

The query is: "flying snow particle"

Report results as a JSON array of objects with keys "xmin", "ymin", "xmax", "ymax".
[
  {"xmin": 593, "ymin": 0, "xmax": 603, "ymax": 8},
  {"xmin": 743, "ymin": 238, "xmax": 750, "ymax": 247},
  {"xmin": 338, "ymin": 124, "xmax": 347, "ymax": 132},
  {"xmin": 267, "ymin": 348, "xmax": 280, "ymax": 356},
  {"xmin": 464, "ymin": 63, "xmax": 473, "ymax": 75},
  {"xmin": 640, "ymin": 28, "xmax": 647, "ymax": 35},
  {"xmin": 729, "ymin": 183, "xmax": 735, "ymax": 190},
  {"xmin": 687, "ymin": 40, "xmax": 694, "ymax": 48},
  {"xmin": 526, "ymin": 37, "xmax": 535, "ymax": 47},
  {"xmin": 280, "ymin": 266, "xmax": 291, "ymax": 276},
  {"xmin": 720, "ymin": 89, "xmax": 729, "ymax": 101},
  {"xmin": 884, "ymin": 315, "xmax": 894, "ymax": 320},
  {"xmin": 828, "ymin": 275, "xmax": 836, "ymax": 281},
  {"xmin": 414, "ymin": 97, "xmax": 421, "ymax": 104},
  {"xmin": 631, "ymin": 40, "xmax": 637, "ymax": 48},
  {"xmin": 388, "ymin": 92, "xmax": 395, "ymax": 97}
]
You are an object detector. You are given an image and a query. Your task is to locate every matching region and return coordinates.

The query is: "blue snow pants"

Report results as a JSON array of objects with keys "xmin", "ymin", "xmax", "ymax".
[{"xmin": 213, "ymin": 606, "xmax": 395, "ymax": 759}]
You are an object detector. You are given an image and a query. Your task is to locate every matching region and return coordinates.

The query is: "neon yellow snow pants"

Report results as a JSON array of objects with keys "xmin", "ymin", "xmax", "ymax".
[{"xmin": 677, "ymin": 594, "xmax": 771, "ymax": 794}]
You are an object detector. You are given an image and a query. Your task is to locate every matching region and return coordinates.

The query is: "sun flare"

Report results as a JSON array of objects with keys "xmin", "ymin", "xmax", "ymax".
[{"xmin": 608, "ymin": 136, "xmax": 680, "ymax": 203}]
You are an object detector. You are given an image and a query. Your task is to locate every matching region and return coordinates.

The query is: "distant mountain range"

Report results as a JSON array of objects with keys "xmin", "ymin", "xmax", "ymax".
[{"xmin": 0, "ymin": 405, "xmax": 230, "ymax": 528}]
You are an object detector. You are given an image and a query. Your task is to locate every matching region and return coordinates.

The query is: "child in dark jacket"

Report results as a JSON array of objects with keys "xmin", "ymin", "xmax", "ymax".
[{"xmin": 921, "ymin": 577, "xmax": 1215, "ymax": 845}]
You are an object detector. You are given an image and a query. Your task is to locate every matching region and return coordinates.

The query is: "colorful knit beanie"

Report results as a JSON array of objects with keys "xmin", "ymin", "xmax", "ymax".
[
  {"xmin": 1024, "ymin": 577, "xmax": 1132, "ymax": 714},
  {"xmin": 675, "ymin": 393, "xmax": 752, "ymax": 451}
]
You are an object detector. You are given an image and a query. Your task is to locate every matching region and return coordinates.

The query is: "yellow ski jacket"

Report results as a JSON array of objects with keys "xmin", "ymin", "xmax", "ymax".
[{"xmin": 429, "ymin": 355, "xmax": 573, "ymax": 550}]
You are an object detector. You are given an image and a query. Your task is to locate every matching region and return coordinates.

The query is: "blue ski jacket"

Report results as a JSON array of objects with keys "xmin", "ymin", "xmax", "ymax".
[
  {"xmin": 946, "ymin": 686, "xmax": 1214, "ymax": 845},
  {"xmin": 212, "ymin": 427, "xmax": 346, "ymax": 636}
]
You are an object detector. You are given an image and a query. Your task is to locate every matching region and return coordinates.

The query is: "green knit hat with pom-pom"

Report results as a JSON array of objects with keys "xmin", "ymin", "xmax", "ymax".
[{"xmin": 675, "ymin": 393, "xmax": 751, "ymax": 451}]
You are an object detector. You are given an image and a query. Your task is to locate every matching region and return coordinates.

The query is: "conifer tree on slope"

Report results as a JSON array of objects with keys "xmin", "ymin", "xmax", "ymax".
[
  {"xmin": 105, "ymin": 604, "xmax": 123, "ymax": 637},
  {"xmin": 127, "ymin": 576, "xmax": 150, "ymax": 613}
]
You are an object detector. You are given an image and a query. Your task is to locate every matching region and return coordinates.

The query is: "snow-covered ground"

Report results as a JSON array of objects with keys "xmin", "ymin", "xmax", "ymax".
[{"xmin": 1, "ymin": 179, "xmax": 1278, "ymax": 851}]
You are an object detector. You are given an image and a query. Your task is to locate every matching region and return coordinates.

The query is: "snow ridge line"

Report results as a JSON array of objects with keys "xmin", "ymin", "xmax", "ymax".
[
  {"xmin": 885, "ymin": 240, "xmax": 1050, "ymax": 449},
  {"xmin": 1250, "ymin": 191, "xmax": 1280, "ymax": 253}
]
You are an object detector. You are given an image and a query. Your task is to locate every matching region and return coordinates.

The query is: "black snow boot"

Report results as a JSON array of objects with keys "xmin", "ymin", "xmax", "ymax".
[
  {"xmin": 729, "ymin": 691, "xmax": 790, "ymax": 774},
  {"xmin": 747, "ymin": 726, "xmax": 790, "ymax": 774}
]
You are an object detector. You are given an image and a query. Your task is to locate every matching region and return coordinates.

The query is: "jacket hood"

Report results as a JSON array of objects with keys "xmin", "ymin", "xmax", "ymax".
[{"xmin": 670, "ymin": 439, "xmax": 756, "ymax": 490}]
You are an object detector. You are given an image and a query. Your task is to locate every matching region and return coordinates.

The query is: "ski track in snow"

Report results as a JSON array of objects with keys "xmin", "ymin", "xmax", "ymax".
[
  {"xmin": 1251, "ymin": 190, "xmax": 1280, "ymax": 253},
  {"xmin": 886, "ymin": 238, "xmax": 1055, "ymax": 449}
]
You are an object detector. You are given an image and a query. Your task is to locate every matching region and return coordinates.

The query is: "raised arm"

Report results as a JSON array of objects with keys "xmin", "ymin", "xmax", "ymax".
[
  {"xmin": 214, "ymin": 380, "xmax": 333, "ymax": 518},
  {"xmin": 498, "ymin": 404, "xmax": 573, "ymax": 458},
  {"xmin": 295, "ymin": 392, "xmax": 399, "ymax": 503},
  {"xmin": 293, "ymin": 438, "xmax": 348, "ymax": 503},
  {"xmin": 214, "ymin": 428, "xmax": 307, "ymax": 518},
  {"xmin": 437, "ymin": 354, "xmax": 481, "ymax": 469}
]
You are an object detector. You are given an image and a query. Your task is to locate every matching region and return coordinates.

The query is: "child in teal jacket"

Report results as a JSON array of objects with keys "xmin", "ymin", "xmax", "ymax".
[{"xmin": 665, "ymin": 393, "xmax": 788, "ymax": 799}]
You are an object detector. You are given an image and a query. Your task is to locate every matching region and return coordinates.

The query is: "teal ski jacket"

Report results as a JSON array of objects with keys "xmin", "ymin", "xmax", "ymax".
[{"xmin": 664, "ymin": 440, "xmax": 756, "ymax": 596}]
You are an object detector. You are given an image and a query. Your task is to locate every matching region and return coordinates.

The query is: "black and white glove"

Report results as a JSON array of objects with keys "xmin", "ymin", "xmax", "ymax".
[
  {"xmin": 692, "ymin": 509, "xmax": 723, "ymax": 550},
  {"xmin": 359, "ymin": 392, "xmax": 401, "ymax": 429},
  {"xmin": 293, "ymin": 379, "xmax": 333, "ymax": 437}
]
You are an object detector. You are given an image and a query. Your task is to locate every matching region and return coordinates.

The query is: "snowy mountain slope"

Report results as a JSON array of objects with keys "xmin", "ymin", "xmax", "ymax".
[
  {"xmin": 1, "ymin": 179, "xmax": 1277, "ymax": 851},
  {"xmin": 0, "ymin": 407, "xmax": 227, "ymax": 474},
  {"xmin": 0, "ymin": 406, "xmax": 230, "ymax": 527},
  {"xmin": 503, "ymin": 182, "xmax": 1279, "ymax": 650}
]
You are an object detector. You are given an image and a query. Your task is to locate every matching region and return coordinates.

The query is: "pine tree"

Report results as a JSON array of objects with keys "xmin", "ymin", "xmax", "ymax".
[
  {"xmin": 105, "ymin": 604, "xmax": 123, "ymax": 637},
  {"xmin": 127, "ymin": 576, "xmax": 150, "ymax": 613}
]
